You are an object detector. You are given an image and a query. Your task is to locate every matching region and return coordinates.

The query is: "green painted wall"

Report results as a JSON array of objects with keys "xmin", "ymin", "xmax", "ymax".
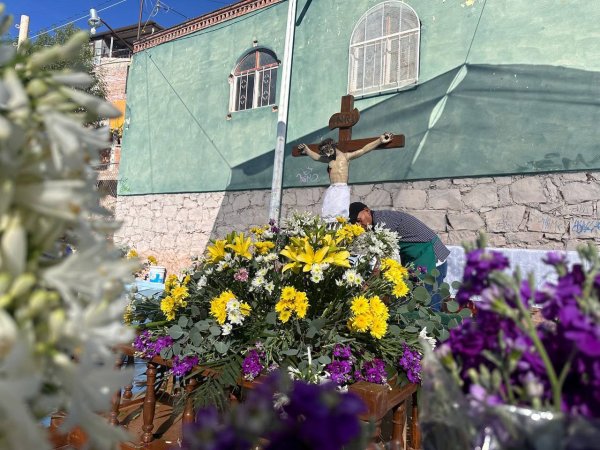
[{"xmin": 120, "ymin": 0, "xmax": 600, "ymax": 195}]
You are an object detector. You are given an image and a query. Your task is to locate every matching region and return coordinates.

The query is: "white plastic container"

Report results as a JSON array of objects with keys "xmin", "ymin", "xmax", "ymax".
[{"xmin": 148, "ymin": 266, "xmax": 166, "ymax": 284}]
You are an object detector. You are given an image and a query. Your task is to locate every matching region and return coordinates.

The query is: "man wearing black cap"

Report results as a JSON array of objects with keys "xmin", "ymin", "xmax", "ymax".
[{"xmin": 349, "ymin": 202, "xmax": 449, "ymax": 311}]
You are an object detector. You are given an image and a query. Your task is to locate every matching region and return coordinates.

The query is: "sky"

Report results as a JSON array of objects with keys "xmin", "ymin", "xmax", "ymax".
[{"xmin": 6, "ymin": 0, "xmax": 236, "ymax": 40}]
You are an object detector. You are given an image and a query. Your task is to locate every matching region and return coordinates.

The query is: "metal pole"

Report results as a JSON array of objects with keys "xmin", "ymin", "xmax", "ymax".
[
  {"xmin": 268, "ymin": 0, "xmax": 298, "ymax": 222},
  {"xmin": 136, "ymin": 0, "xmax": 144, "ymax": 40},
  {"xmin": 17, "ymin": 15, "xmax": 29, "ymax": 49}
]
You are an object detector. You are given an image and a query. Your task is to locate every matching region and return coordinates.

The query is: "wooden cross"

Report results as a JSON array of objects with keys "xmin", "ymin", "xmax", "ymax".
[{"xmin": 292, "ymin": 95, "xmax": 405, "ymax": 156}]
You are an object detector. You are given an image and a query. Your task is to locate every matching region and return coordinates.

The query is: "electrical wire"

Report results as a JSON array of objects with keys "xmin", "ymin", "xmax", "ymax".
[{"xmin": 29, "ymin": 0, "xmax": 128, "ymax": 40}]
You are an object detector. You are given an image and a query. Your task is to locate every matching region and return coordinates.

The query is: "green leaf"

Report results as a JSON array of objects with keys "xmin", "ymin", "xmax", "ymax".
[
  {"xmin": 446, "ymin": 300, "xmax": 459, "ymax": 313},
  {"xmin": 195, "ymin": 320, "xmax": 210, "ymax": 331},
  {"xmin": 265, "ymin": 311, "xmax": 277, "ymax": 325},
  {"xmin": 388, "ymin": 324, "xmax": 401, "ymax": 336},
  {"xmin": 404, "ymin": 325, "xmax": 419, "ymax": 333},
  {"xmin": 306, "ymin": 326, "xmax": 317, "ymax": 339},
  {"xmin": 448, "ymin": 318, "xmax": 459, "ymax": 329},
  {"xmin": 317, "ymin": 355, "xmax": 331, "ymax": 365},
  {"xmin": 160, "ymin": 346, "xmax": 173, "ymax": 359},
  {"xmin": 209, "ymin": 325, "xmax": 221, "ymax": 336},
  {"xmin": 281, "ymin": 348, "xmax": 299, "ymax": 356},
  {"xmin": 169, "ymin": 324, "xmax": 184, "ymax": 339},
  {"xmin": 438, "ymin": 328, "xmax": 449, "ymax": 341},
  {"xmin": 451, "ymin": 281, "xmax": 461, "ymax": 290},
  {"xmin": 459, "ymin": 308, "xmax": 472, "ymax": 318},
  {"xmin": 413, "ymin": 286, "xmax": 429, "ymax": 302},
  {"xmin": 190, "ymin": 328, "xmax": 202, "ymax": 346},
  {"xmin": 172, "ymin": 342, "xmax": 181, "ymax": 355},
  {"xmin": 214, "ymin": 341, "xmax": 230, "ymax": 354},
  {"xmin": 178, "ymin": 316, "xmax": 189, "ymax": 328}
]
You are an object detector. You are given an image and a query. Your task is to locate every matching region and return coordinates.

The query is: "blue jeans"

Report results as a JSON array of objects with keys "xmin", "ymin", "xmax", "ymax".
[{"xmin": 426, "ymin": 261, "xmax": 447, "ymax": 311}]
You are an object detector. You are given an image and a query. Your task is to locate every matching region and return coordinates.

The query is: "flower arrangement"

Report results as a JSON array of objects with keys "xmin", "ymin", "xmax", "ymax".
[
  {"xmin": 420, "ymin": 236, "xmax": 600, "ymax": 449},
  {"xmin": 130, "ymin": 213, "xmax": 465, "ymax": 407},
  {"xmin": 0, "ymin": 10, "xmax": 136, "ymax": 450},
  {"xmin": 181, "ymin": 371, "xmax": 370, "ymax": 450}
]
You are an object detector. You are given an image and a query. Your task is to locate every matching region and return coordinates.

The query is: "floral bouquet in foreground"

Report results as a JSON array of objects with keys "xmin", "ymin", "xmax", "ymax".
[
  {"xmin": 420, "ymin": 236, "xmax": 600, "ymax": 450},
  {"xmin": 129, "ymin": 213, "xmax": 465, "ymax": 407}
]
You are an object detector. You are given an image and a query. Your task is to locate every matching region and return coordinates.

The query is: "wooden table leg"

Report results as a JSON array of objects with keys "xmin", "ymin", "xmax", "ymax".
[
  {"xmin": 410, "ymin": 391, "xmax": 421, "ymax": 449},
  {"xmin": 142, "ymin": 361, "xmax": 157, "ymax": 444},
  {"xmin": 183, "ymin": 377, "xmax": 198, "ymax": 425},
  {"xmin": 392, "ymin": 400, "xmax": 407, "ymax": 448},
  {"xmin": 123, "ymin": 355, "xmax": 135, "ymax": 400},
  {"xmin": 109, "ymin": 354, "xmax": 125, "ymax": 425}
]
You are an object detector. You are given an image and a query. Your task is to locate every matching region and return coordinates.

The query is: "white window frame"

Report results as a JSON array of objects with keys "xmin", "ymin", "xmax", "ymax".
[
  {"xmin": 348, "ymin": 1, "xmax": 420, "ymax": 97},
  {"xmin": 229, "ymin": 49, "xmax": 279, "ymax": 112}
]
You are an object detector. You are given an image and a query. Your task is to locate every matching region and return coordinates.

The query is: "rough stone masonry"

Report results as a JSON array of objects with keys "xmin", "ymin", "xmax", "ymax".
[{"xmin": 114, "ymin": 172, "xmax": 600, "ymax": 275}]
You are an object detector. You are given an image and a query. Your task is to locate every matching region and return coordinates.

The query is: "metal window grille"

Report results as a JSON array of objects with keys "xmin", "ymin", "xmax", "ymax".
[
  {"xmin": 349, "ymin": 1, "xmax": 420, "ymax": 96},
  {"xmin": 231, "ymin": 49, "xmax": 279, "ymax": 112}
]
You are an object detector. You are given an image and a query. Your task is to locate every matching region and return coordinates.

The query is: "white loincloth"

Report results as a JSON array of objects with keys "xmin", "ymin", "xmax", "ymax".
[{"xmin": 322, "ymin": 183, "xmax": 350, "ymax": 222}]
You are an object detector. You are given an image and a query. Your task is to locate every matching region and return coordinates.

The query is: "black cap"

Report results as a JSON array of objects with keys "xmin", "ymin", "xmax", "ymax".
[{"xmin": 349, "ymin": 202, "xmax": 368, "ymax": 224}]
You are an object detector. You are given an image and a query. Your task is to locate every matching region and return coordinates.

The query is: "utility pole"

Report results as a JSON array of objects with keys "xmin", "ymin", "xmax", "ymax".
[
  {"xmin": 268, "ymin": 0, "xmax": 298, "ymax": 223},
  {"xmin": 17, "ymin": 15, "xmax": 29, "ymax": 50},
  {"xmin": 136, "ymin": 0, "xmax": 144, "ymax": 40}
]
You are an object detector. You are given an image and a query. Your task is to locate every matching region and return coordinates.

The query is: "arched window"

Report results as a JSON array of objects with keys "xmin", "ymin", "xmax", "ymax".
[
  {"xmin": 230, "ymin": 49, "xmax": 279, "ymax": 112},
  {"xmin": 348, "ymin": 1, "xmax": 420, "ymax": 96}
]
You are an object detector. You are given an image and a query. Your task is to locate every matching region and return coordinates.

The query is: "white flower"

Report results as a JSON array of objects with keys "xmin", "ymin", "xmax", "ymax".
[
  {"xmin": 0, "ymin": 309, "xmax": 17, "ymax": 357},
  {"xmin": 419, "ymin": 327, "xmax": 436, "ymax": 350},
  {"xmin": 221, "ymin": 323, "xmax": 233, "ymax": 335},
  {"xmin": 264, "ymin": 281, "xmax": 275, "ymax": 294},
  {"xmin": 227, "ymin": 309, "xmax": 245, "ymax": 325},
  {"xmin": 264, "ymin": 253, "xmax": 278, "ymax": 262},
  {"xmin": 226, "ymin": 299, "xmax": 241, "ymax": 312},
  {"xmin": 197, "ymin": 275, "xmax": 207, "ymax": 288},
  {"xmin": 342, "ymin": 269, "xmax": 363, "ymax": 287}
]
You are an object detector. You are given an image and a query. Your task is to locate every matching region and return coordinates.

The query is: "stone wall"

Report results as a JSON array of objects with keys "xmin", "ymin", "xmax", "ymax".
[{"xmin": 113, "ymin": 172, "xmax": 600, "ymax": 274}]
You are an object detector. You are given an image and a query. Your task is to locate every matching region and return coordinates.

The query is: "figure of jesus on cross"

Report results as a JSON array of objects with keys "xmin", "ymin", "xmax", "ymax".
[{"xmin": 293, "ymin": 95, "xmax": 404, "ymax": 222}]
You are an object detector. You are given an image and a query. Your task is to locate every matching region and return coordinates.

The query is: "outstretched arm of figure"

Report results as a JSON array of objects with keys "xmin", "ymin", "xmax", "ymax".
[
  {"xmin": 297, "ymin": 143, "xmax": 329, "ymax": 162},
  {"xmin": 347, "ymin": 132, "xmax": 394, "ymax": 160}
]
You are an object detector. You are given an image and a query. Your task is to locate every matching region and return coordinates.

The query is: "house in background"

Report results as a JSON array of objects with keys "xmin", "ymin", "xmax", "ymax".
[
  {"xmin": 116, "ymin": 0, "xmax": 600, "ymax": 272},
  {"xmin": 89, "ymin": 22, "xmax": 163, "ymax": 215}
]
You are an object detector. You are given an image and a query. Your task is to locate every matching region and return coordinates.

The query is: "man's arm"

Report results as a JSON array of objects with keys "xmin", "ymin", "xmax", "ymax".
[
  {"xmin": 297, "ymin": 143, "xmax": 329, "ymax": 163},
  {"xmin": 347, "ymin": 132, "xmax": 393, "ymax": 160}
]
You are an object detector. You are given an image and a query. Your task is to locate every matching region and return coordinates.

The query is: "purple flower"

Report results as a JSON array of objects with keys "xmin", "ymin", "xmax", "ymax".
[
  {"xmin": 543, "ymin": 251, "xmax": 566, "ymax": 267},
  {"xmin": 326, "ymin": 360, "xmax": 353, "ymax": 385},
  {"xmin": 242, "ymin": 349, "xmax": 264, "ymax": 380},
  {"xmin": 398, "ymin": 344, "xmax": 422, "ymax": 384},
  {"xmin": 172, "ymin": 355, "xmax": 199, "ymax": 377},
  {"xmin": 133, "ymin": 331, "xmax": 173, "ymax": 358},
  {"xmin": 332, "ymin": 344, "xmax": 353, "ymax": 360},
  {"xmin": 456, "ymin": 249, "xmax": 510, "ymax": 304},
  {"xmin": 361, "ymin": 358, "xmax": 387, "ymax": 384}
]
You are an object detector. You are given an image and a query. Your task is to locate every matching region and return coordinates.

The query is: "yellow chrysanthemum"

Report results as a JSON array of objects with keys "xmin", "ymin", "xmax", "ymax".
[
  {"xmin": 351, "ymin": 296, "xmax": 370, "ymax": 315},
  {"xmin": 254, "ymin": 241, "xmax": 275, "ymax": 255},
  {"xmin": 207, "ymin": 239, "xmax": 227, "ymax": 263},
  {"xmin": 392, "ymin": 280, "xmax": 409, "ymax": 298},
  {"xmin": 147, "ymin": 255, "xmax": 158, "ymax": 265},
  {"xmin": 227, "ymin": 233, "xmax": 253, "ymax": 259},
  {"xmin": 171, "ymin": 285, "xmax": 189, "ymax": 302},
  {"xmin": 210, "ymin": 290, "xmax": 236, "ymax": 324},
  {"xmin": 351, "ymin": 313, "xmax": 372, "ymax": 332},
  {"xmin": 370, "ymin": 318, "xmax": 388, "ymax": 339},
  {"xmin": 240, "ymin": 302, "xmax": 252, "ymax": 316},
  {"xmin": 250, "ymin": 226, "xmax": 267, "ymax": 236},
  {"xmin": 281, "ymin": 286, "xmax": 297, "ymax": 301},
  {"xmin": 279, "ymin": 309, "xmax": 292, "ymax": 323},
  {"xmin": 369, "ymin": 296, "xmax": 389, "ymax": 321},
  {"xmin": 183, "ymin": 275, "xmax": 191, "ymax": 285},
  {"xmin": 294, "ymin": 294, "xmax": 309, "ymax": 318},
  {"xmin": 164, "ymin": 274, "xmax": 178, "ymax": 293},
  {"xmin": 160, "ymin": 296, "xmax": 176, "ymax": 321},
  {"xmin": 126, "ymin": 249, "xmax": 138, "ymax": 259}
]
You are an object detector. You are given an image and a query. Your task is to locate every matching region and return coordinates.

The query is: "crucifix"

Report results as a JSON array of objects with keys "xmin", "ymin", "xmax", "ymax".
[{"xmin": 291, "ymin": 95, "xmax": 405, "ymax": 221}]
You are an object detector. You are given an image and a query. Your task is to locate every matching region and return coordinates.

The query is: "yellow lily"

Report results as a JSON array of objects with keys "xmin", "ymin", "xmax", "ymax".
[
  {"xmin": 206, "ymin": 239, "xmax": 227, "ymax": 263},
  {"xmin": 325, "ymin": 249, "xmax": 351, "ymax": 268},
  {"xmin": 280, "ymin": 245, "xmax": 299, "ymax": 272},
  {"xmin": 227, "ymin": 233, "xmax": 253, "ymax": 259},
  {"xmin": 296, "ymin": 241, "xmax": 329, "ymax": 272}
]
